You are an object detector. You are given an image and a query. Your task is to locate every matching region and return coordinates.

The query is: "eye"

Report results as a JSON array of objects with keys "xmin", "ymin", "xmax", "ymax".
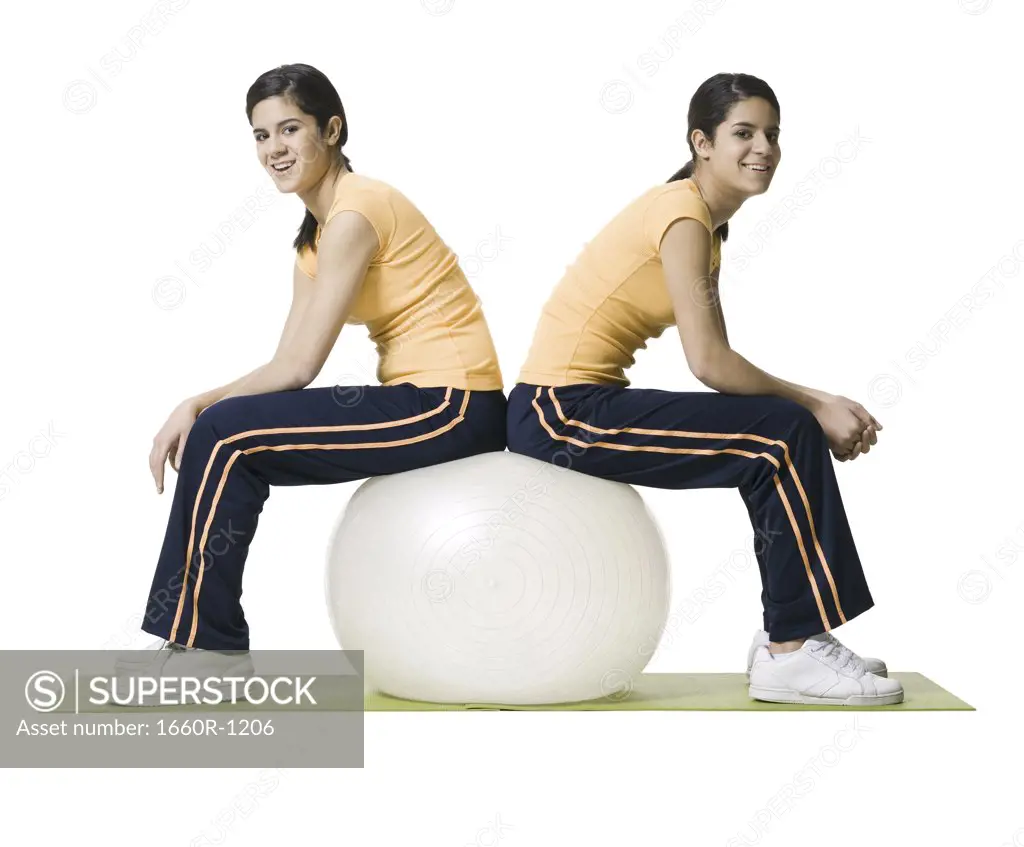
[
  {"xmin": 736, "ymin": 129, "xmax": 780, "ymax": 143},
  {"xmin": 255, "ymin": 126, "xmax": 298, "ymax": 142}
]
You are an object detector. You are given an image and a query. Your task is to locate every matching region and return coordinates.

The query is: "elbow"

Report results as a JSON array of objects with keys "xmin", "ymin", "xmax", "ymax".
[
  {"xmin": 279, "ymin": 356, "xmax": 315, "ymax": 389},
  {"xmin": 690, "ymin": 345, "xmax": 728, "ymax": 385},
  {"xmin": 691, "ymin": 361, "xmax": 714, "ymax": 386},
  {"xmin": 293, "ymin": 363, "xmax": 317, "ymax": 389}
]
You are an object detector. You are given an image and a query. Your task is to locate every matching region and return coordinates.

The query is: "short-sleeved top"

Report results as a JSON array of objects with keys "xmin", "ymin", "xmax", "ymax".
[
  {"xmin": 296, "ymin": 173, "xmax": 503, "ymax": 391},
  {"xmin": 518, "ymin": 178, "xmax": 721, "ymax": 387}
]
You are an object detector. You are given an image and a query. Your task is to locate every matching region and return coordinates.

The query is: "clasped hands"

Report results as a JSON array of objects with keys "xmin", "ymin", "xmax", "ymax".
[{"xmin": 811, "ymin": 392, "xmax": 882, "ymax": 463}]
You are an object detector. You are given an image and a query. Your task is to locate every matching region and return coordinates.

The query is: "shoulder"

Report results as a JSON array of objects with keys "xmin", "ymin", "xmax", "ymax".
[
  {"xmin": 328, "ymin": 174, "xmax": 407, "ymax": 221},
  {"xmin": 325, "ymin": 174, "xmax": 402, "ymax": 246},
  {"xmin": 642, "ymin": 180, "xmax": 712, "ymax": 230},
  {"xmin": 334, "ymin": 173, "xmax": 402, "ymax": 205},
  {"xmin": 638, "ymin": 180, "xmax": 714, "ymax": 252}
]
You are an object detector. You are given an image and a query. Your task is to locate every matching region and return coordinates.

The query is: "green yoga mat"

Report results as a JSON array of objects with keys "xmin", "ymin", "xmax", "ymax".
[
  {"xmin": 364, "ymin": 673, "xmax": 973, "ymax": 711},
  {"xmin": 60, "ymin": 672, "xmax": 972, "ymax": 714}
]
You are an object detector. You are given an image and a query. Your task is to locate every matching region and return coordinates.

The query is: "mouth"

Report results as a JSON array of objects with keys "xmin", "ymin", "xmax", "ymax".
[
  {"xmin": 742, "ymin": 163, "xmax": 771, "ymax": 174},
  {"xmin": 270, "ymin": 160, "xmax": 296, "ymax": 176}
]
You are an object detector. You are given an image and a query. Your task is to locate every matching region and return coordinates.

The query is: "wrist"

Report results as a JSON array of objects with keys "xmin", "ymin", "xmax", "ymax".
[{"xmin": 802, "ymin": 388, "xmax": 833, "ymax": 415}]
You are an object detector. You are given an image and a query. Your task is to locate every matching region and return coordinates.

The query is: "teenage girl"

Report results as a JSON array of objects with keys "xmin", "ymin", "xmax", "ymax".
[
  {"xmin": 121, "ymin": 64, "xmax": 505, "ymax": 678},
  {"xmin": 506, "ymin": 73, "xmax": 902, "ymax": 706}
]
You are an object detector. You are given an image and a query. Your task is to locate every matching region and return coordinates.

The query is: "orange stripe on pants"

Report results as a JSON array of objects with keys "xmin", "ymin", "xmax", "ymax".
[
  {"xmin": 169, "ymin": 388, "xmax": 468, "ymax": 646},
  {"xmin": 532, "ymin": 386, "xmax": 845, "ymax": 634}
]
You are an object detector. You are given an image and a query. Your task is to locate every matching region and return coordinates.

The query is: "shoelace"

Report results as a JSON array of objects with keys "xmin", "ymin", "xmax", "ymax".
[{"xmin": 812, "ymin": 633, "xmax": 865, "ymax": 675}]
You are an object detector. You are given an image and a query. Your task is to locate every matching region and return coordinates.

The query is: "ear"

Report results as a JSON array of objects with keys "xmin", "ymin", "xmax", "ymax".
[
  {"xmin": 328, "ymin": 115, "xmax": 344, "ymax": 145},
  {"xmin": 690, "ymin": 128, "xmax": 712, "ymax": 161}
]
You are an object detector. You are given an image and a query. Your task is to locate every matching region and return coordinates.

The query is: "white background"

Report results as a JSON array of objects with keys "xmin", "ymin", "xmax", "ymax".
[{"xmin": 2, "ymin": 0, "xmax": 1022, "ymax": 843}]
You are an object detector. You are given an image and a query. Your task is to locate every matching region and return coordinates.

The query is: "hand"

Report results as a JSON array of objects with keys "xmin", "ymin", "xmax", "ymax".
[
  {"xmin": 812, "ymin": 394, "xmax": 882, "ymax": 462},
  {"xmin": 831, "ymin": 422, "xmax": 877, "ymax": 462},
  {"xmin": 832, "ymin": 433, "xmax": 867, "ymax": 462},
  {"xmin": 150, "ymin": 399, "xmax": 202, "ymax": 494}
]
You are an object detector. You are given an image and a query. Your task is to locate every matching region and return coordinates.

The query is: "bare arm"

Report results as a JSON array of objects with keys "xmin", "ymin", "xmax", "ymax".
[
  {"xmin": 661, "ymin": 219, "xmax": 828, "ymax": 413},
  {"xmin": 186, "ymin": 262, "xmax": 317, "ymax": 413},
  {"xmin": 710, "ymin": 266, "xmax": 728, "ymax": 346},
  {"xmin": 219, "ymin": 210, "xmax": 377, "ymax": 400},
  {"xmin": 707, "ymin": 264, "xmax": 830, "ymax": 407}
]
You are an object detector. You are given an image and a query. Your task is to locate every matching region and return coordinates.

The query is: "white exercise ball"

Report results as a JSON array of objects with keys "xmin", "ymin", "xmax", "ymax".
[{"xmin": 325, "ymin": 451, "xmax": 670, "ymax": 705}]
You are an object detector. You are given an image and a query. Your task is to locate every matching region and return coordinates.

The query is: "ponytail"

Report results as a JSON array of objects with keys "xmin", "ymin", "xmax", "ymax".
[
  {"xmin": 667, "ymin": 159, "xmax": 728, "ymax": 243},
  {"xmin": 294, "ymin": 149, "xmax": 353, "ymax": 254},
  {"xmin": 667, "ymin": 160, "xmax": 695, "ymax": 183}
]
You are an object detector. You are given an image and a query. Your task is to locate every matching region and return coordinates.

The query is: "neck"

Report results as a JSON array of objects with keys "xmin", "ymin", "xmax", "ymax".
[
  {"xmin": 689, "ymin": 168, "xmax": 745, "ymax": 231},
  {"xmin": 300, "ymin": 162, "xmax": 351, "ymax": 228}
]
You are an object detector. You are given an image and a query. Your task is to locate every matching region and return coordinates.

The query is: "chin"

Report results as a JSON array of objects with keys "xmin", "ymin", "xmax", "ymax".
[
  {"xmin": 738, "ymin": 175, "xmax": 772, "ymax": 197},
  {"xmin": 269, "ymin": 176, "xmax": 298, "ymax": 194}
]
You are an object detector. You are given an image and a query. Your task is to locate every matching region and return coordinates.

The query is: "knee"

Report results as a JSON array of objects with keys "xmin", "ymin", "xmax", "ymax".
[
  {"xmin": 755, "ymin": 399, "xmax": 826, "ymax": 455},
  {"xmin": 178, "ymin": 418, "xmax": 217, "ymax": 468},
  {"xmin": 193, "ymin": 396, "xmax": 261, "ymax": 441},
  {"xmin": 767, "ymin": 397, "xmax": 821, "ymax": 434},
  {"xmin": 182, "ymin": 402, "xmax": 238, "ymax": 463},
  {"xmin": 195, "ymin": 396, "xmax": 245, "ymax": 430}
]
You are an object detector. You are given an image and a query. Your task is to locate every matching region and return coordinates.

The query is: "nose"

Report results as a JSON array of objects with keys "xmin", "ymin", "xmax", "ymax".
[
  {"xmin": 751, "ymin": 132, "xmax": 772, "ymax": 154},
  {"xmin": 268, "ymin": 135, "xmax": 288, "ymax": 159}
]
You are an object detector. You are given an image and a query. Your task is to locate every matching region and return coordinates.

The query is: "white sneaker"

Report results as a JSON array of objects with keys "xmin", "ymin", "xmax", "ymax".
[
  {"xmin": 748, "ymin": 632, "xmax": 904, "ymax": 706},
  {"xmin": 111, "ymin": 637, "xmax": 255, "ymax": 707},
  {"xmin": 746, "ymin": 629, "xmax": 887, "ymax": 678},
  {"xmin": 113, "ymin": 637, "xmax": 184, "ymax": 674}
]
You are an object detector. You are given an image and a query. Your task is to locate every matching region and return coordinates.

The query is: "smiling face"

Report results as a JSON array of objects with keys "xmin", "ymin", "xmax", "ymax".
[
  {"xmin": 251, "ymin": 95, "xmax": 340, "ymax": 193},
  {"xmin": 697, "ymin": 96, "xmax": 781, "ymax": 196}
]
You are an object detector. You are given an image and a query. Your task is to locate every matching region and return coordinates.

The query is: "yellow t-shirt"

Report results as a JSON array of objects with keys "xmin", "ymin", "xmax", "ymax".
[
  {"xmin": 518, "ymin": 178, "xmax": 721, "ymax": 387},
  {"xmin": 296, "ymin": 173, "xmax": 503, "ymax": 391}
]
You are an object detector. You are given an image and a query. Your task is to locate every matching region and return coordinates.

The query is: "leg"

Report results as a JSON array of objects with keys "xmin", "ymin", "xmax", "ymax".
[
  {"xmin": 143, "ymin": 385, "xmax": 506, "ymax": 650},
  {"xmin": 507, "ymin": 382, "xmax": 873, "ymax": 642}
]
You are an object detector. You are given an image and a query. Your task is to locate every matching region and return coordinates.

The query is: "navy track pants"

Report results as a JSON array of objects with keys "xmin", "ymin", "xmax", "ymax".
[
  {"xmin": 506, "ymin": 382, "xmax": 874, "ymax": 642},
  {"xmin": 143, "ymin": 384, "xmax": 507, "ymax": 650}
]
